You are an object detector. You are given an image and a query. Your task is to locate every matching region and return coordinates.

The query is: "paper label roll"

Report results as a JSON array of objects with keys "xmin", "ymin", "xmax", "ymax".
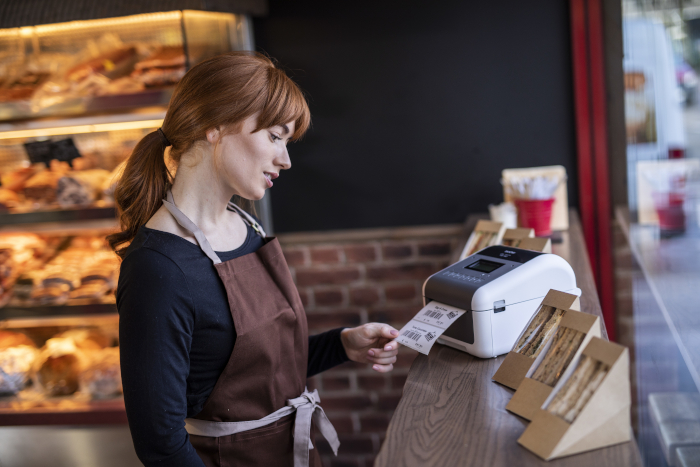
[{"xmin": 396, "ymin": 301, "xmax": 466, "ymax": 355}]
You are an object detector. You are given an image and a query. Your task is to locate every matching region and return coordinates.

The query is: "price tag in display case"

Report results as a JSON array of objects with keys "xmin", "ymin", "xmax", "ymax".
[{"xmin": 24, "ymin": 138, "xmax": 82, "ymax": 167}]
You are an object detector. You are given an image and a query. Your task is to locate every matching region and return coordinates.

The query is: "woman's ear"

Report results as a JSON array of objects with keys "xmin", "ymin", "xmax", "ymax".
[{"xmin": 205, "ymin": 127, "xmax": 221, "ymax": 145}]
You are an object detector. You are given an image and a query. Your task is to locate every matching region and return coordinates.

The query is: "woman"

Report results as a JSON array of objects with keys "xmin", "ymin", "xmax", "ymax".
[{"xmin": 111, "ymin": 52, "xmax": 400, "ymax": 467}]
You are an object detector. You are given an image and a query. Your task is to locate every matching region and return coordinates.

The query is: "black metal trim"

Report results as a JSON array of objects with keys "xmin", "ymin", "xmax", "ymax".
[
  {"xmin": 0, "ymin": 206, "xmax": 116, "ymax": 225},
  {"xmin": 0, "ymin": 0, "xmax": 268, "ymax": 29}
]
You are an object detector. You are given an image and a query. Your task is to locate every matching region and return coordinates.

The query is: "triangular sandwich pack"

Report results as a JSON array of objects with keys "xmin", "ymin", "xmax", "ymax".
[
  {"xmin": 517, "ymin": 337, "xmax": 632, "ymax": 460},
  {"xmin": 506, "ymin": 309, "xmax": 601, "ymax": 420},
  {"xmin": 492, "ymin": 289, "xmax": 580, "ymax": 390},
  {"xmin": 459, "ymin": 220, "xmax": 506, "ymax": 260},
  {"xmin": 518, "ymin": 237, "xmax": 552, "ymax": 253},
  {"xmin": 500, "ymin": 228, "xmax": 535, "ymax": 248}
]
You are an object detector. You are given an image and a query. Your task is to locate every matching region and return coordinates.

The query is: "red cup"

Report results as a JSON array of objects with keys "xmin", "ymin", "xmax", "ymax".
[
  {"xmin": 652, "ymin": 191, "xmax": 685, "ymax": 234},
  {"xmin": 515, "ymin": 198, "xmax": 555, "ymax": 236}
]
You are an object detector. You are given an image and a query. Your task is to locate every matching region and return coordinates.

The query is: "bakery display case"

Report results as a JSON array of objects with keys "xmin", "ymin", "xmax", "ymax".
[{"xmin": 0, "ymin": 9, "xmax": 253, "ymax": 426}]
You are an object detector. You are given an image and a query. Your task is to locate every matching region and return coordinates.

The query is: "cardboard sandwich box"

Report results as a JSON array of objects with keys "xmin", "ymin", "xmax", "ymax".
[
  {"xmin": 501, "ymin": 228, "xmax": 535, "ymax": 247},
  {"xmin": 459, "ymin": 220, "xmax": 506, "ymax": 260},
  {"xmin": 517, "ymin": 337, "xmax": 631, "ymax": 460},
  {"xmin": 518, "ymin": 237, "xmax": 552, "ymax": 254},
  {"xmin": 492, "ymin": 289, "xmax": 581, "ymax": 390},
  {"xmin": 506, "ymin": 309, "xmax": 601, "ymax": 420}
]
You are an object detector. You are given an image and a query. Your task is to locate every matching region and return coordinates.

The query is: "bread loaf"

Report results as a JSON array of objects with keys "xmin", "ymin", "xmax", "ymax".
[
  {"xmin": 34, "ymin": 337, "xmax": 85, "ymax": 396},
  {"xmin": 56, "ymin": 169, "xmax": 110, "ymax": 206}
]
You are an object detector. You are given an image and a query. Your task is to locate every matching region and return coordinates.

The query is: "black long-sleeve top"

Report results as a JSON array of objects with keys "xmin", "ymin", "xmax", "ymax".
[{"xmin": 117, "ymin": 224, "xmax": 349, "ymax": 466}]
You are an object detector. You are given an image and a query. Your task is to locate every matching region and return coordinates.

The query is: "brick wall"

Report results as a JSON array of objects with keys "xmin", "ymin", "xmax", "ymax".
[{"xmin": 278, "ymin": 225, "xmax": 461, "ymax": 467}]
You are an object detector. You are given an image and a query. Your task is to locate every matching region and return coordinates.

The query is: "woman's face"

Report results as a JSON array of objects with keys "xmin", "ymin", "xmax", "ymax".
[{"xmin": 210, "ymin": 115, "xmax": 294, "ymax": 200}]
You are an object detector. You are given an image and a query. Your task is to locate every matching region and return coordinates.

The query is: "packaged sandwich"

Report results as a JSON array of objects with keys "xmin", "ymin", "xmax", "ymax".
[
  {"xmin": 500, "ymin": 228, "xmax": 534, "ymax": 248},
  {"xmin": 518, "ymin": 337, "xmax": 631, "ymax": 460},
  {"xmin": 460, "ymin": 220, "xmax": 506, "ymax": 259},
  {"xmin": 492, "ymin": 289, "xmax": 580, "ymax": 390},
  {"xmin": 546, "ymin": 354, "xmax": 610, "ymax": 423},
  {"xmin": 515, "ymin": 306, "xmax": 565, "ymax": 359},
  {"xmin": 506, "ymin": 310, "xmax": 601, "ymax": 420},
  {"xmin": 531, "ymin": 327, "xmax": 585, "ymax": 386}
]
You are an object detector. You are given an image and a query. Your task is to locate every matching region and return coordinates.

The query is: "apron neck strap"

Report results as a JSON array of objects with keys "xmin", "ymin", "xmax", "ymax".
[
  {"xmin": 162, "ymin": 191, "xmax": 222, "ymax": 265},
  {"xmin": 227, "ymin": 201, "xmax": 267, "ymax": 239}
]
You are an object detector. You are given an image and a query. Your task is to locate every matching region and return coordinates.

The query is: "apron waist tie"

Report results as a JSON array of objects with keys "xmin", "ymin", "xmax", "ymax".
[{"xmin": 184, "ymin": 388, "xmax": 339, "ymax": 467}]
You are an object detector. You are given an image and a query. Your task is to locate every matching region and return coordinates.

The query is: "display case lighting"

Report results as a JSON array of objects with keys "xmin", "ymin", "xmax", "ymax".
[{"xmin": 0, "ymin": 119, "xmax": 163, "ymax": 140}]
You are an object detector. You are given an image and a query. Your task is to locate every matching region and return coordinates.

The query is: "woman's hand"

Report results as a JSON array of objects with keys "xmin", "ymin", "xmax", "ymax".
[{"xmin": 340, "ymin": 323, "xmax": 400, "ymax": 373}]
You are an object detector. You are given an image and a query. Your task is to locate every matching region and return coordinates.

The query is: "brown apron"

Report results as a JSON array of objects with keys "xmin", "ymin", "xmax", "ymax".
[{"xmin": 161, "ymin": 192, "xmax": 339, "ymax": 467}]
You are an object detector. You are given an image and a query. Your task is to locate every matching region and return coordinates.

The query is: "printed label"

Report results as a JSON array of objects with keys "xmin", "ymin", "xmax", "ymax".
[
  {"xmin": 412, "ymin": 302, "xmax": 466, "ymax": 329},
  {"xmin": 396, "ymin": 301, "xmax": 466, "ymax": 355}
]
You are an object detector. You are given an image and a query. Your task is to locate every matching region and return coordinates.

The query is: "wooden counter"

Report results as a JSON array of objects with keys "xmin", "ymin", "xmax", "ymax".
[{"xmin": 375, "ymin": 210, "xmax": 641, "ymax": 467}]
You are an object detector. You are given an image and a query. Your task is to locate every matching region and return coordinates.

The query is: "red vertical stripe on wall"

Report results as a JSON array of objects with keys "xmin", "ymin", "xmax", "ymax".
[
  {"xmin": 586, "ymin": 0, "xmax": 617, "ymax": 340},
  {"xmin": 569, "ymin": 0, "xmax": 598, "ymax": 278},
  {"xmin": 569, "ymin": 0, "xmax": 617, "ymax": 340}
]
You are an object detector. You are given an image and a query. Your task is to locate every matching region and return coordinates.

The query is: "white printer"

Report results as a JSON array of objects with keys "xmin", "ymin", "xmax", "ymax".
[{"xmin": 422, "ymin": 245, "xmax": 580, "ymax": 358}]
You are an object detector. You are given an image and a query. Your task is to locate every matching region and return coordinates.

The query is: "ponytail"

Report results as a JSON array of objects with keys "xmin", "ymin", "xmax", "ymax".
[{"xmin": 107, "ymin": 130, "xmax": 172, "ymax": 258}]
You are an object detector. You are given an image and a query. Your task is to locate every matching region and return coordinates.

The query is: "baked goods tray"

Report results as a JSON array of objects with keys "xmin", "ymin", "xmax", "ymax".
[
  {"xmin": 0, "ymin": 88, "xmax": 173, "ymax": 122},
  {"xmin": 0, "ymin": 206, "xmax": 116, "ymax": 226},
  {"xmin": 0, "ymin": 396, "xmax": 125, "ymax": 426},
  {"xmin": 0, "ymin": 303, "xmax": 117, "ymax": 321}
]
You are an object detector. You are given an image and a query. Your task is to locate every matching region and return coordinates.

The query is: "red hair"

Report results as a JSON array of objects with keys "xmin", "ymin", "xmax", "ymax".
[{"xmin": 108, "ymin": 52, "xmax": 310, "ymax": 257}]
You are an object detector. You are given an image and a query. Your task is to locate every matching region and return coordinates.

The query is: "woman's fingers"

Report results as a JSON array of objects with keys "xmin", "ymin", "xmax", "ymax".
[
  {"xmin": 372, "ymin": 363, "xmax": 394, "ymax": 373},
  {"xmin": 367, "ymin": 355, "xmax": 397, "ymax": 365},
  {"xmin": 368, "ymin": 344, "xmax": 398, "ymax": 359},
  {"xmin": 363, "ymin": 323, "xmax": 399, "ymax": 341}
]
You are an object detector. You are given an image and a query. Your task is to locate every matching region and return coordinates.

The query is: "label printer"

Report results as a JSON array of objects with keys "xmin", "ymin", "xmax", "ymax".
[{"xmin": 422, "ymin": 245, "xmax": 581, "ymax": 358}]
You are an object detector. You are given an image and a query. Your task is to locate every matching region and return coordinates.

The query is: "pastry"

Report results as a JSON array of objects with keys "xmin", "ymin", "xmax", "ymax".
[
  {"xmin": 0, "ymin": 72, "xmax": 50, "ymax": 102},
  {"xmin": 31, "ymin": 283, "xmax": 70, "ymax": 305},
  {"xmin": 69, "ymin": 281, "xmax": 110, "ymax": 300},
  {"xmin": 81, "ymin": 347, "xmax": 121, "ymax": 398},
  {"xmin": 101, "ymin": 161, "xmax": 126, "ymax": 200},
  {"xmin": 0, "ymin": 188, "xmax": 19, "ymax": 210},
  {"xmin": 34, "ymin": 337, "xmax": 85, "ymax": 396},
  {"xmin": 1, "ymin": 166, "xmax": 37, "ymax": 192},
  {"xmin": 23, "ymin": 169, "xmax": 64, "ymax": 203},
  {"xmin": 56, "ymin": 169, "xmax": 110, "ymax": 206},
  {"xmin": 0, "ymin": 345, "xmax": 37, "ymax": 394},
  {"xmin": 66, "ymin": 46, "xmax": 139, "ymax": 83},
  {"xmin": 56, "ymin": 328, "xmax": 110, "ymax": 349},
  {"xmin": 0, "ymin": 330, "xmax": 36, "ymax": 350},
  {"xmin": 131, "ymin": 46, "xmax": 186, "ymax": 88}
]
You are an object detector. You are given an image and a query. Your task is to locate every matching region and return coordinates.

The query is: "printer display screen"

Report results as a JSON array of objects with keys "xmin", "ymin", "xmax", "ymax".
[{"xmin": 465, "ymin": 259, "xmax": 503, "ymax": 273}]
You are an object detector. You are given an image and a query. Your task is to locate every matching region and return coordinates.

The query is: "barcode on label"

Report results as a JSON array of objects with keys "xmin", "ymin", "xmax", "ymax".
[
  {"xmin": 424, "ymin": 309, "xmax": 444, "ymax": 320},
  {"xmin": 402, "ymin": 330, "xmax": 421, "ymax": 341},
  {"xmin": 425, "ymin": 332, "xmax": 435, "ymax": 342},
  {"xmin": 446, "ymin": 311, "xmax": 457, "ymax": 319}
]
